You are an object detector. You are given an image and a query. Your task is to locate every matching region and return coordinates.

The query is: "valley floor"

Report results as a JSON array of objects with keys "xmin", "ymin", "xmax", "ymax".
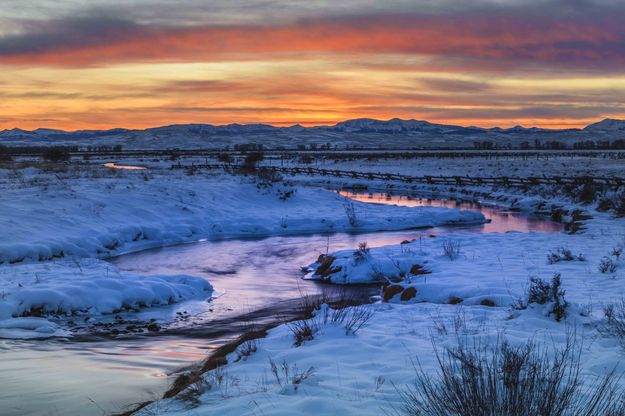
[{"xmin": 1, "ymin": 156, "xmax": 624, "ymax": 415}]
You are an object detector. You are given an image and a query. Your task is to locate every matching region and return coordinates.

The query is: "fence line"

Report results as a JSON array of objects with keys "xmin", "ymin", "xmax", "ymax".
[{"xmin": 171, "ymin": 163, "xmax": 625, "ymax": 188}]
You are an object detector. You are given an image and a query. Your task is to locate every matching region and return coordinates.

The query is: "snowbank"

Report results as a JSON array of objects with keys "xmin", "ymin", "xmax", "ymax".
[
  {"xmin": 0, "ymin": 317, "xmax": 69, "ymax": 339},
  {"xmin": 0, "ymin": 169, "xmax": 484, "ymax": 265},
  {"xmin": 305, "ymin": 221, "xmax": 625, "ymax": 310},
  {"xmin": 136, "ymin": 300, "xmax": 623, "ymax": 416},
  {"xmin": 0, "ymin": 258, "xmax": 212, "ymax": 337}
]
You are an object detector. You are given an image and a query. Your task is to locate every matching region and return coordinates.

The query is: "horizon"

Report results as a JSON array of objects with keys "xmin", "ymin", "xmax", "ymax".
[
  {"xmin": 2, "ymin": 116, "xmax": 622, "ymax": 134},
  {"xmin": 2, "ymin": 1, "xmax": 625, "ymax": 131}
]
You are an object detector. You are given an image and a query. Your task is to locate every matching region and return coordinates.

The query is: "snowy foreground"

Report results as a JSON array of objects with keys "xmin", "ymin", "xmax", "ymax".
[
  {"xmin": 133, "ymin": 176, "xmax": 625, "ymax": 415},
  {"xmin": 0, "ymin": 166, "xmax": 484, "ymax": 338}
]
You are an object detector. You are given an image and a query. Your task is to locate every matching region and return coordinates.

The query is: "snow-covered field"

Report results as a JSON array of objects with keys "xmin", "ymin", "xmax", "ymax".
[
  {"xmin": 126, "ymin": 157, "xmax": 625, "ymax": 416},
  {"xmin": 0, "ymin": 164, "xmax": 483, "ymax": 338},
  {"xmin": 2, "ymin": 155, "xmax": 625, "ymax": 416},
  {"xmin": 278, "ymin": 152, "xmax": 625, "ymax": 178}
]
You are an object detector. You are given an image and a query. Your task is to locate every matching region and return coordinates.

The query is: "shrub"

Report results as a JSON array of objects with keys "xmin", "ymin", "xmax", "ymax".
[
  {"xmin": 353, "ymin": 241, "xmax": 369, "ymax": 261},
  {"xmin": 597, "ymin": 197, "xmax": 614, "ymax": 212},
  {"xmin": 288, "ymin": 318, "xmax": 316, "ymax": 346},
  {"xmin": 42, "ymin": 146, "xmax": 71, "ymax": 162},
  {"xmin": 256, "ymin": 168, "xmax": 282, "ymax": 184},
  {"xmin": 442, "ymin": 240, "xmax": 461, "ymax": 261},
  {"xmin": 0, "ymin": 145, "xmax": 12, "ymax": 161},
  {"xmin": 613, "ymin": 192, "xmax": 625, "ymax": 217},
  {"xmin": 395, "ymin": 337, "xmax": 625, "ymax": 416},
  {"xmin": 216, "ymin": 152, "xmax": 232, "ymax": 163},
  {"xmin": 234, "ymin": 339, "xmax": 259, "ymax": 362},
  {"xmin": 599, "ymin": 257, "xmax": 618, "ymax": 274},
  {"xmin": 601, "ymin": 301, "xmax": 625, "ymax": 349},
  {"xmin": 240, "ymin": 151, "xmax": 265, "ymax": 172},
  {"xmin": 344, "ymin": 201, "xmax": 358, "ymax": 227},
  {"xmin": 268, "ymin": 358, "xmax": 315, "ymax": 390},
  {"xmin": 277, "ymin": 187, "xmax": 296, "ymax": 201},
  {"xmin": 547, "ymin": 248, "xmax": 582, "ymax": 264},
  {"xmin": 519, "ymin": 273, "xmax": 568, "ymax": 321},
  {"xmin": 288, "ymin": 298, "xmax": 374, "ymax": 346}
]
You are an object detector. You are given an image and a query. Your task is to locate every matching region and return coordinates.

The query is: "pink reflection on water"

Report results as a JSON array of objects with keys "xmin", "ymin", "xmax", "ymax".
[
  {"xmin": 337, "ymin": 191, "xmax": 563, "ymax": 234},
  {"xmin": 103, "ymin": 162, "xmax": 146, "ymax": 170}
]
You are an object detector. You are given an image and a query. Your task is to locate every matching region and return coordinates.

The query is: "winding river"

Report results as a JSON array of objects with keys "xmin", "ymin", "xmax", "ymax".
[{"xmin": 0, "ymin": 193, "xmax": 562, "ymax": 416}]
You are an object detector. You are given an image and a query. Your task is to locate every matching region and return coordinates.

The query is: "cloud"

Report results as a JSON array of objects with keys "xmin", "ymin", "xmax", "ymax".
[
  {"xmin": 0, "ymin": 9, "xmax": 624, "ymax": 70},
  {"xmin": 418, "ymin": 78, "xmax": 491, "ymax": 93}
]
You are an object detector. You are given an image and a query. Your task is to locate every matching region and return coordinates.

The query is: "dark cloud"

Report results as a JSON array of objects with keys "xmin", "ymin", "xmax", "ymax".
[{"xmin": 0, "ymin": 6, "xmax": 624, "ymax": 71}]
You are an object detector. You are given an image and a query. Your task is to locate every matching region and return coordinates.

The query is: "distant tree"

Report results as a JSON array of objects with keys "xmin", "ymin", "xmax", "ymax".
[
  {"xmin": 217, "ymin": 152, "xmax": 232, "ymax": 163},
  {"xmin": 42, "ymin": 146, "xmax": 70, "ymax": 162},
  {"xmin": 241, "ymin": 151, "xmax": 265, "ymax": 172},
  {"xmin": 612, "ymin": 139, "xmax": 625, "ymax": 149},
  {"xmin": 0, "ymin": 145, "xmax": 12, "ymax": 161}
]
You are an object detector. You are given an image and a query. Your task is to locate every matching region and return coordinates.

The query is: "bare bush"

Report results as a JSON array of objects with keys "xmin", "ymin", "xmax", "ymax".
[
  {"xmin": 431, "ymin": 308, "xmax": 485, "ymax": 337},
  {"xmin": 268, "ymin": 358, "xmax": 315, "ymax": 390},
  {"xmin": 353, "ymin": 241, "xmax": 370, "ymax": 262},
  {"xmin": 442, "ymin": 240, "xmax": 461, "ymax": 261},
  {"xmin": 344, "ymin": 201, "xmax": 358, "ymax": 226},
  {"xmin": 516, "ymin": 273, "xmax": 568, "ymax": 321},
  {"xmin": 599, "ymin": 257, "xmax": 618, "ymax": 274},
  {"xmin": 288, "ymin": 318, "xmax": 317, "ymax": 346},
  {"xmin": 240, "ymin": 151, "xmax": 265, "ymax": 172},
  {"xmin": 288, "ymin": 295, "xmax": 374, "ymax": 346},
  {"xmin": 0, "ymin": 145, "xmax": 12, "ymax": 162},
  {"xmin": 394, "ymin": 337, "xmax": 625, "ymax": 416},
  {"xmin": 216, "ymin": 152, "xmax": 232, "ymax": 163},
  {"xmin": 42, "ymin": 146, "xmax": 71, "ymax": 162},
  {"xmin": 234, "ymin": 339, "xmax": 259, "ymax": 362},
  {"xmin": 601, "ymin": 301, "xmax": 625, "ymax": 349},
  {"xmin": 547, "ymin": 248, "xmax": 584, "ymax": 264},
  {"xmin": 177, "ymin": 367, "xmax": 238, "ymax": 407}
]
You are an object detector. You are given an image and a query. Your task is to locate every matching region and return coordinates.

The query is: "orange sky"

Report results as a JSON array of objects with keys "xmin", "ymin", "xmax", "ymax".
[{"xmin": 1, "ymin": 1, "xmax": 624, "ymax": 131}]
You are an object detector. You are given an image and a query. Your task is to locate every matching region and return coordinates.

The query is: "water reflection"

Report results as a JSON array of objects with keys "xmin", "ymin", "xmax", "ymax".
[
  {"xmin": 0, "ymin": 193, "xmax": 562, "ymax": 416},
  {"xmin": 103, "ymin": 162, "xmax": 146, "ymax": 170},
  {"xmin": 337, "ymin": 190, "xmax": 563, "ymax": 234}
]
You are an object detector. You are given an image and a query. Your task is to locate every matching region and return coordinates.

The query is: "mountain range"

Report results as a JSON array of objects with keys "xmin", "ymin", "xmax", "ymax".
[{"xmin": 1, "ymin": 118, "xmax": 624, "ymax": 149}]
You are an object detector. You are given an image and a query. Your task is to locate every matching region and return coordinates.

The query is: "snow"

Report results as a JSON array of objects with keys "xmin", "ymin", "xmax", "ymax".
[
  {"xmin": 304, "ymin": 217, "xmax": 624, "ymax": 309},
  {"xmin": 137, "ymin": 300, "xmax": 623, "ymax": 416},
  {"xmin": 0, "ymin": 317, "xmax": 69, "ymax": 339},
  {"xmin": 0, "ymin": 258, "xmax": 213, "ymax": 323},
  {"xmin": 2, "ymin": 153, "xmax": 625, "ymax": 414},
  {"xmin": 2, "ymin": 117, "xmax": 623, "ymax": 149},
  {"xmin": 131, "ymin": 156, "xmax": 625, "ymax": 416},
  {"xmin": 0, "ymin": 169, "xmax": 484, "ymax": 265},
  {"xmin": 0, "ymin": 166, "xmax": 484, "ymax": 338}
]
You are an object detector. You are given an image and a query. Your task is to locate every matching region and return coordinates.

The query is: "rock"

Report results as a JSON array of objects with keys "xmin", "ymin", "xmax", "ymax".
[
  {"xmin": 480, "ymin": 299, "xmax": 496, "ymax": 307},
  {"xmin": 383, "ymin": 285, "xmax": 404, "ymax": 302},
  {"xmin": 448, "ymin": 297, "xmax": 464, "ymax": 304},
  {"xmin": 409, "ymin": 264, "xmax": 431, "ymax": 275},
  {"xmin": 315, "ymin": 255, "xmax": 341, "ymax": 278},
  {"xmin": 400, "ymin": 287, "xmax": 417, "ymax": 301}
]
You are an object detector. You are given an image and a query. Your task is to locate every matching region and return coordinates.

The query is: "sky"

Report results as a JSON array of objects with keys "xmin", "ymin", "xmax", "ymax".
[{"xmin": 1, "ymin": 0, "xmax": 625, "ymax": 130}]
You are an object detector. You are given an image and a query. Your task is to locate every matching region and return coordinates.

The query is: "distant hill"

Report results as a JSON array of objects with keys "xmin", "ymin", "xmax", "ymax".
[{"xmin": 1, "ymin": 118, "xmax": 624, "ymax": 150}]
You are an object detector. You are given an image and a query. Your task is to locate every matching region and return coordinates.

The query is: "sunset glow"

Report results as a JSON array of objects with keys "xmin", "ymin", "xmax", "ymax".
[{"xmin": 1, "ymin": 0, "xmax": 625, "ymax": 130}]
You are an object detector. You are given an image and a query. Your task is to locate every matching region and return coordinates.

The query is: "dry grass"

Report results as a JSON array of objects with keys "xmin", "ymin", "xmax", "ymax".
[{"xmin": 394, "ymin": 337, "xmax": 624, "ymax": 416}]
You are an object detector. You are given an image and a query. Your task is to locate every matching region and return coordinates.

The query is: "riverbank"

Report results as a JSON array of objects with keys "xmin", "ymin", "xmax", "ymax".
[
  {"xmin": 131, "ymin": 163, "xmax": 625, "ymax": 416},
  {"xmin": 0, "ymin": 165, "xmax": 485, "ymax": 338}
]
